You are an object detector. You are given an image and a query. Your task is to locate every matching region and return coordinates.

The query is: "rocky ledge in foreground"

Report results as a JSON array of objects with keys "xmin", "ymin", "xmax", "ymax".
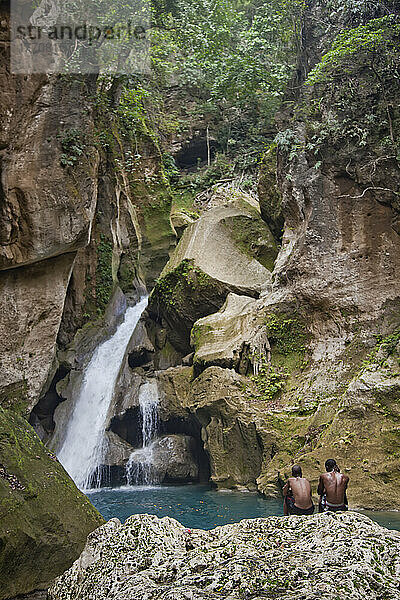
[{"xmin": 49, "ymin": 512, "xmax": 400, "ymax": 600}]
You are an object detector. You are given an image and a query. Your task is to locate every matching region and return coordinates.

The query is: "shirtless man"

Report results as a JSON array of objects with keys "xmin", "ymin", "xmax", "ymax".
[
  {"xmin": 318, "ymin": 458, "xmax": 349, "ymax": 512},
  {"xmin": 282, "ymin": 465, "xmax": 314, "ymax": 515}
]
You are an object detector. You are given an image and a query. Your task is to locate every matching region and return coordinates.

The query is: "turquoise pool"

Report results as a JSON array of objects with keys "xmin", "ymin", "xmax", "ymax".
[{"xmin": 87, "ymin": 484, "xmax": 400, "ymax": 531}]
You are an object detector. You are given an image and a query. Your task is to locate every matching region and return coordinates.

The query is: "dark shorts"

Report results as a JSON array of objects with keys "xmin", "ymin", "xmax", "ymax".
[
  {"xmin": 286, "ymin": 496, "xmax": 315, "ymax": 515},
  {"xmin": 320, "ymin": 495, "xmax": 348, "ymax": 512}
]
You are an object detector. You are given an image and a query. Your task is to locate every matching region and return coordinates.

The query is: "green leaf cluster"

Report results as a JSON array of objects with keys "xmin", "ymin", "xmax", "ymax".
[
  {"xmin": 57, "ymin": 128, "xmax": 85, "ymax": 168},
  {"xmin": 307, "ymin": 16, "xmax": 400, "ymax": 85},
  {"xmin": 95, "ymin": 235, "xmax": 114, "ymax": 315},
  {"xmin": 361, "ymin": 328, "xmax": 400, "ymax": 372},
  {"xmin": 246, "ymin": 354, "xmax": 288, "ymax": 403},
  {"xmin": 265, "ymin": 313, "xmax": 308, "ymax": 356}
]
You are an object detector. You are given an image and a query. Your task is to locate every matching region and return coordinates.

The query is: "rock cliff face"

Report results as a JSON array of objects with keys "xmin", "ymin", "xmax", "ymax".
[
  {"xmin": 49, "ymin": 512, "xmax": 400, "ymax": 600},
  {"xmin": 148, "ymin": 191, "xmax": 276, "ymax": 355},
  {"xmin": 0, "ymin": 6, "xmax": 108, "ymax": 597},
  {"xmin": 138, "ymin": 1, "xmax": 400, "ymax": 508},
  {"xmin": 0, "ymin": 3, "xmax": 175, "ymax": 595},
  {"xmin": 0, "ymin": 66, "xmax": 98, "ymax": 410}
]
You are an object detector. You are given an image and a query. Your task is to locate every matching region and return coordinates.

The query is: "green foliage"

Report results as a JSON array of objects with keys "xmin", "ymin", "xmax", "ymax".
[
  {"xmin": 150, "ymin": 0, "xmax": 305, "ymax": 183},
  {"xmin": 162, "ymin": 153, "xmax": 180, "ymax": 183},
  {"xmin": 173, "ymin": 0, "xmax": 304, "ymax": 104},
  {"xmin": 300, "ymin": 11, "xmax": 400, "ymax": 161},
  {"xmin": 246, "ymin": 353, "xmax": 288, "ymax": 403},
  {"xmin": 361, "ymin": 328, "xmax": 400, "ymax": 372},
  {"xmin": 94, "ymin": 76, "xmax": 169, "ymax": 180},
  {"xmin": 306, "ymin": 16, "xmax": 400, "ymax": 85},
  {"xmin": 117, "ymin": 86, "xmax": 150, "ymax": 134},
  {"xmin": 96, "ymin": 235, "xmax": 114, "ymax": 314},
  {"xmin": 90, "ymin": 0, "xmax": 307, "ymax": 205},
  {"xmin": 274, "ymin": 129, "xmax": 303, "ymax": 161},
  {"xmin": 57, "ymin": 128, "xmax": 85, "ymax": 167},
  {"xmin": 380, "ymin": 329, "xmax": 400, "ymax": 356},
  {"xmin": 265, "ymin": 313, "xmax": 308, "ymax": 356},
  {"xmin": 175, "ymin": 153, "xmax": 235, "ymax": 196},
  {"xmin": 293, "ymin": 399, "xmax": 319, "ymax": 416}
]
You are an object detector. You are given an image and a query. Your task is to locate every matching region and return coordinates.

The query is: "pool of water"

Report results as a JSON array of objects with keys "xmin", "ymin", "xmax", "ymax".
[
  {"xmin": 87, "ymin": 484, "xmax": 400, "ymax": 531},
  {"xmin": 88, "ymin": 484, "xmax": 282, "ymax": 529}
]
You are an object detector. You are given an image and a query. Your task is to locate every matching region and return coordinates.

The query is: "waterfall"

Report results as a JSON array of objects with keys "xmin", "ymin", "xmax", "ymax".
[
  {"xmin": 126, "ymin": 380, "xmax": 160, "ymax": 486},
  {"xmin": 57, "ymin": 296, "xmax": 148, "ymax": 490}
]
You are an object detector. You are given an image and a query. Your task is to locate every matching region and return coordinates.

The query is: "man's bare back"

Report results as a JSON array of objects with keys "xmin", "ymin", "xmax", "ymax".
[
  {"xmin": 283, "ymin": 465, "xmax": 314, "ymax": 515},
  {"xmin": 286, "ymin": 477, "xmax": 313, "ymax": 508},
  {"xmin": 318, "ymin": 459, "xmax": 349, "ymax": 512}
]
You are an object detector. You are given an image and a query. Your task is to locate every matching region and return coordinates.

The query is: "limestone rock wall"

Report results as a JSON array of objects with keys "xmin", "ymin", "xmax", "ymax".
[
  {"xmin": 0, "ymin": 61, "xmax": 99, "ymax": 411},
  {"xmin": 0, "ymin": 4, "xmax": 175, "ymax": 596},
  {"xmin": 0, "ymin": 8, "xmax": 108, "ymax": 597},
  {"xmin": 140, "ymin": 1, "xmax": 400, "ymax": 509}
]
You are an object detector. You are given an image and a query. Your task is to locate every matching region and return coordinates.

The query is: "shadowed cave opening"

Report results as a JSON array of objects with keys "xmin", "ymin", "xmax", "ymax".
[
  {"xmin": 128, "ymin": 348, "xmax": 154, "ymax": 369},
  {"xmin": 174, "ymin": 135, "xmax": 219, "ymax": 170}
]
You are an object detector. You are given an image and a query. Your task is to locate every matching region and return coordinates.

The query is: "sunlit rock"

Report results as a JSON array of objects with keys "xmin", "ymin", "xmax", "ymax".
[{"xmin": 49, "ymin": 512, "xmax": 400, "ymax": 600}]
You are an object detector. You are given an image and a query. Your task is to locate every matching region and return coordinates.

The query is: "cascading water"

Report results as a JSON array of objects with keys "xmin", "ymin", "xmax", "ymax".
[
  {"xmin": 126, "ymin": 380, "xmax": 160, "ymax": 485},
  {"xmin": 57, "ymin": 296, "xmax": 149, "ymax": 490}
]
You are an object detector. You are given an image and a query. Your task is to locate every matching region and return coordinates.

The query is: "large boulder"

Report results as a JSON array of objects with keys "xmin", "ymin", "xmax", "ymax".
[
  {"xmin": 128, "ymin": 434, "xmax": 199, "ymax": 483},
  {"xmin": 0, "ymin": 407, "xmax": 104, "ymax": 599},
  {"xmin": 49, "ymin": 512, "xmax": 400, "ymax": 600},
  {"xmin": 147, "ymin": 197, "xmax": 277, "ymax": 354},
  {"xmin": 158, "ymin": 366, "xmax": 271, "ymax": 491},
  {"xmin": 191, "ymin": 293, "xmax": 268, "ymax": 375},
  {"xmin": 0, "ymin": 253, "xmax": 75, "ymax": 413},
  {"xmin": 104, "ymin": 431, "xmax": 135, "ymax": 466},
  {"xmin": 152, "ymin": 434, "xmax": 199, "ymax": 482},
  {"xmin": 189, "ymin": 368, "xmax": 266, "ymax": 491}
]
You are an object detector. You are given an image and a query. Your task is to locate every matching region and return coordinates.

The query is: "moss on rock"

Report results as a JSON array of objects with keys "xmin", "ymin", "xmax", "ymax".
[
  {"xmin": 147, "ymin": 199, "xmax": 274, "ymax": 353},
  {"xmin": 0, "ymin": 407, "xmax": 104, "ymax": 599},
  {"xmin": 222, "ymin": 214, "xmax": 278, "ymax": 271},
  {"xmin": 265, "ymin": 312, "xmax": 308, "ymax": 356},
  {"xmin": 149, "ymin": 259, "xmax": 225, "ymax": 354},
  {"xmin": 49, "ymin": 512, "xmax": 400, "ymax": 600}
]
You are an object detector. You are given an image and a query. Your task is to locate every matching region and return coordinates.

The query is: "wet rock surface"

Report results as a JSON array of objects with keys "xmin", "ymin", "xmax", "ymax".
[
  {"xmin": 49, "ymin": 512, "xmax": 400, "ymax": 600},
  {"xmin": 149, "ymin": 434, "xmax": 199, "ymax": 482}
]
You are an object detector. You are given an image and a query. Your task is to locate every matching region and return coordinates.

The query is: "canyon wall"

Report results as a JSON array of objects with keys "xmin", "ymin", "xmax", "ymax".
[
  {"xmin": 1, "ymin": 0, "xmax": 399, "ymax": 596},
  {"xmin": 0, "ymin": 5, "xmax": 109, "ymax": 597},
  {"xmin": 0, "ymin": 3, "xmax": 174, "ymax": 595},
  {"xmin": 129, "ymin": 1, "xmax": 400, "ymax": 509}
]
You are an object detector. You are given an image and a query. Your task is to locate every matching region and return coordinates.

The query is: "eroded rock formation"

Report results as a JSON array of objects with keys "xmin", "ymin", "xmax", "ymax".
[
  {"xmin": 49, "ymin": 512, "xmax": 400, "ymax": 599},
  {"xmin": 138, "ymin": 2, "xmax": 400, "ymax": 509},
  {"xmin": 147, "ymin": 192, "xmax": 276, "ymax": 355},
  {"xmin": 1, "ymin": 0, "xmax": 400, "ymax": 594}
]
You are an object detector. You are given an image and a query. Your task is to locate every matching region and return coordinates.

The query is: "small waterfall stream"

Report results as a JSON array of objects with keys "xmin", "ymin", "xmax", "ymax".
[
  {"xmin": 126, "ymin": 380, "xmax": 160, "ymax": 485},
  {"xmin": 57, "ymin": 296, "xmax": 148, "ymax": 490}
]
